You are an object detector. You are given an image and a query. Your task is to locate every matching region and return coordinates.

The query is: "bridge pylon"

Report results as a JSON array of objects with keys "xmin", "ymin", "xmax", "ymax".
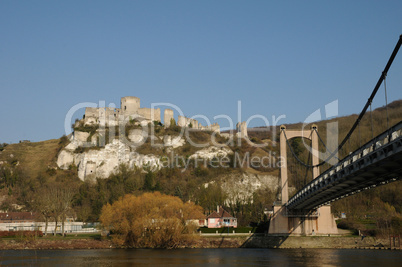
[{"xmin": 268, "ymin": 125, "xmax": 338, "ymax": 235}]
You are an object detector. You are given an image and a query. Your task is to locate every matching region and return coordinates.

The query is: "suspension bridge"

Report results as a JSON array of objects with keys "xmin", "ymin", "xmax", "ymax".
[{"xmin": 269, "ymin": 35, "xmax": 402, "ymax": 235}]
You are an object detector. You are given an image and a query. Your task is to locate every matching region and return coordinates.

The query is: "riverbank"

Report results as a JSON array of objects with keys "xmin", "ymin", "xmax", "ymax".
[
  {"xmin": 201, "ymin": 235, "xmax": 389, "ymax": 249},
  {"xmin": 0, "ymin": 238, "xmax": 112, "ymax": 250},
  {"xmin": 198, "ymin": 235, "xmax": 392, "ymax": 249},
  {"xmin": 0, "ymin": 234, "xmax": 397, "ymax": 250}
]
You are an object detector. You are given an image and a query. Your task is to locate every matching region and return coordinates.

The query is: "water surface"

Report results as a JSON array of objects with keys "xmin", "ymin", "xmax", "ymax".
[{"xmin": 1, "ymin": 248, "xmax": 400, "ymax": 266}]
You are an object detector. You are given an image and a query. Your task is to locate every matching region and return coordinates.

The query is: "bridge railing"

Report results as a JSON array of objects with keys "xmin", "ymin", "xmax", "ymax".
[{"xmin": 287, "ymin": 120, "xmax": 402, "ymax": 208}]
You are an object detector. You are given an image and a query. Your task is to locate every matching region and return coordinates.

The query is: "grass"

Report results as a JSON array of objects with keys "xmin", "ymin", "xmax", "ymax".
[
  {"xmin": 200, "ymin": 227, "xmax": 257, "ymax": 234},
  {"xmin": 40, "ymin": 233, "xmax": 102, "ymax": 240},
  {"xmin": 0, "ymin": 139, "xmax": 61, "ymax": 179}
]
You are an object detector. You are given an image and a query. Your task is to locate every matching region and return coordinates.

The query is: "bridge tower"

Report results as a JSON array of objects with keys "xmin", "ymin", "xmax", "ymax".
[{"xmin": 269, "ymin": 125, "xmax": 338, "ymax": 235}]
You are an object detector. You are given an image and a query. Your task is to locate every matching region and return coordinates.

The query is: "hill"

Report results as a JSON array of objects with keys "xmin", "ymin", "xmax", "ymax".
[{"xmin": 0, "ymin": 100, "xmax": 401, "ymax": 234}]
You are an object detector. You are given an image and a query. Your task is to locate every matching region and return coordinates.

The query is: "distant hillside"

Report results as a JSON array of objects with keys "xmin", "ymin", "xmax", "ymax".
[
  {"xmin": 0, "ymin": 99, "xmax": 400, "ymax": 233},
  {"xmin": 248, "ymin": 99, "xmax": 402, "ymax": 145},
  {"xmin": 0, "ymin": 139, "xmax": 62, "ymax": 179}
]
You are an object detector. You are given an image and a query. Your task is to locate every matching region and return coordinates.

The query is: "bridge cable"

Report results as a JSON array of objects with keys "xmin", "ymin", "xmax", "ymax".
[
  {"xmin": 303, "ymin": 151, "xmax": 312, "ymax": 187},
  {"xmin": 384, "ymin": 74, "xmax": 389, "ymax": 129},
  {"xmin": 285, "ymin": 35, "xmax": 402, "ymax": 168},
  {"xmin": 358, "ymin": 122, "xmax": 361, "ymax": 147},
  {"xmin": 283, "ymin": 127, "xmax": 337, "ymax": 168},
  {"xmin": 313, "ymin": 128, "xmax": 340, "ymax": 162},
  {"xmin": 370, "ymin": 102, "xmax": 374, "ymax": 139},
  {"xmin": 334, "ymin": 35, "xmax": 402, "ymax": 161}
]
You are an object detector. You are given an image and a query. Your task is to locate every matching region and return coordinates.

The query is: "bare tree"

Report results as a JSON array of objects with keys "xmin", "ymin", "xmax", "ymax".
[
  {"xmin": 31, "ymin": 188, "xmax": 54, "ymax": 236},
  {"xmin": 33, "ymin": 185, "xmax": 75, "ymax": 236},
  {"xmin": 59, "ymin": 187, "xmax": 75, "ymax": 236},
  {"xmin": 48, "ymin": 187, "xmax": 62, "ymax": 236}
]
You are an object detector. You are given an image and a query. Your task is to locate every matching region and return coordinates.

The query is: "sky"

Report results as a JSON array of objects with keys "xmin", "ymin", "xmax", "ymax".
[{"xmin": 1, "ymin": 1, "xmax": 401, "ymax": 143}]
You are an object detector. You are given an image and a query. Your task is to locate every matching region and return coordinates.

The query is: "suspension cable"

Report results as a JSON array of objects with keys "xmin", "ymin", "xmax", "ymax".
[
  {"xmin": 384, "ymin": 73, "xmax": 389, "ymax": 129},
  {"xmin": 336, "ymin": 35, "xmax": 401, "ymax": 154},
  {"xmin": 370, "ymin": 102, "xmax": 374, "ymax": 139},
  {"xmin": 314, "ymin": 128, "xmax": 340, "ymax": 161},
  {"xmin": 358, "ymin": 122, "xmax": 361, "ymax": 147},
  {"xmin": 303, "ymin": 151, "xmax": 311, "ymax": 186},
  {"xmin": 284, "ymin": 35, "xmax": 402, "ymax": 168}
]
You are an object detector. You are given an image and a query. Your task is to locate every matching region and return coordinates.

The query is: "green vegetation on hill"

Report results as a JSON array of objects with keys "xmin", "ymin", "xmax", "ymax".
[{"xmin": 0, "ymin": 100, "xmax": 401, "ymax": 236}]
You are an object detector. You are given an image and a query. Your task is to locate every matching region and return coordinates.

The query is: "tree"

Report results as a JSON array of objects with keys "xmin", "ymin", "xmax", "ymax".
[
  {"xmin": 31, "ymin": 188, "xmax": 54, "ymax": 235},
  {"xmin": 59, "ymin": 187, "xmax": 76, "ymax": 236},
  {"xmin": 143, "ymin": 171, "xmax": 154, "ymax": 191},
  {"xmin": 197, "ymin": 183, "xmax": 227, "ymax": 214},
  {"xmin": 31, "ymin": 185, "xmax": 76, "ymax": 236},
  {"xmin": 100, "ymin": 192, "xmax": 204, "ymax": 248}
]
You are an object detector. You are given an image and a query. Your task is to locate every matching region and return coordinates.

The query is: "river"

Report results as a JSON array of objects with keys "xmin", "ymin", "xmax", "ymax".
[{"xmin": 0, "ymin": 248, "xmax": 401, "ymax": 266}]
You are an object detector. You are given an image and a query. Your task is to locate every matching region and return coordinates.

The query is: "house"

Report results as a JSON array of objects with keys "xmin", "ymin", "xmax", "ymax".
[
  {"xmin": 206, "ymin": 206, "xmax": 237, "ymax": 228},
  {"xmin": 0, "ymin": 212, "xmax": 94, "ymax": 233},
  {"xmin": 186, "ymin": 215, "xmax": 207, "ymax": 227},
  {"xmin": 0, "ymin": 212, "xmax": 38, "ymax": 223}
]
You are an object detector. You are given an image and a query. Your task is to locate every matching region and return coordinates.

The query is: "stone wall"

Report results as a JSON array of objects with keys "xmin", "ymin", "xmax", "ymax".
[
  {"xmin": 178, "ymin": 115, "xmax": 220, "ymax": 133},
  {"xmin": 83, "ymin": 97, "xmax": 165, "ymax": 125},
  {"xmin": 177, "ymin": 115, "xmax": 187, "ymax": 127},
  {"xmin": 84, "ymin": 107, "xmax": 122, "ymax": 126},
  {"xmin": 210, "ymin": 123, "xmax": 220, "ymax": 133},
  {"xmin": 164, "ymin": 109, "xmax": 174, "ymax": 127},
  {"xmin": 138, "ymin": 107, "xmax": 161, "ymax": 122},
  {"xmin": 84, "ymin": 107, "xmax": 100, "ymax": 119},
  {"xmin": 236, "ymin": 121, "xmax": 248, "ymax": 138},
  {"xmin": 121, "ymin": 96, "xmax": 140, "ymax": 115}
]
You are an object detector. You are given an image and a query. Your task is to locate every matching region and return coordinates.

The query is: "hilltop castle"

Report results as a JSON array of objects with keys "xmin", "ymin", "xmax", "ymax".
[
  {"xmin": 83, "ymin": 96, "xmax": 161, "ymax": 127},
  {"xmin": 59, "ymin": 96, "xmax": 250, "ymax": 181},
  {"xmin": 81, "ymin": 96, "xmax": 222, "ymax": 133}
]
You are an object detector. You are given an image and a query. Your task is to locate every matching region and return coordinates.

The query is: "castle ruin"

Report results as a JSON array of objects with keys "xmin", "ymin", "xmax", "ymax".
[
  {"xmin": 82, "ymin": 96, "xmax": 220, "ymax": 133},
  {"xmin": 236, "ymin": 121, "xmax": 248, "ymax": 138},
  {"xmin": 83, "ymin": 96, "xmax": 161, "ymax": 126}
]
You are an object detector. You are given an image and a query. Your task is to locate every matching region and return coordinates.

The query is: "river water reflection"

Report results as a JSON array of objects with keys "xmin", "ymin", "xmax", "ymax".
[{"xmin": 1, "ymin": 248, "xmax": 401, "ymax": 266}]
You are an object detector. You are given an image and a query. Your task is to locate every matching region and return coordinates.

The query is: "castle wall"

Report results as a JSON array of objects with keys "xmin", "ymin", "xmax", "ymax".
[
  {"xmin": 84, "ymin": 107, "xmax": 122, "ymax": 126},
  {"xmin": 192, "ymin": 119, "xmax": 199, "ymax": 129},
  {"xmin": 236, "ymin": 121, "xmax": 248, "ymax": 138},
  {"xmin": 164, "ymin": 109, "xmax": 174, "ymax": 127},
  {"xmin": 82, "ymin": 97, "xmax": 219, "ymax": 131},
  {"xmin": 177, "ymin": 115, "xmax": 220, "ymax": 133},
  {"xmin": 211, "ymin": 123, "xmax": 220, "ymax": 133},
  {"xmin": 84, "ymin": 107, "xmax": 100, "ymax": 119},
  {"xmin": 177, "ymin": 116, "xmax": 187, "ymax": 127},
  {"xmin": 121, "ymin": 96, "xmax": 140, "ymax": 115},
  {"xmin": 138, "ymin": 107, "xmax": 161, "ymax": 121},
  {"xmin": 105, "ymin": 107, "xmax": 121, "ymax": 119}
]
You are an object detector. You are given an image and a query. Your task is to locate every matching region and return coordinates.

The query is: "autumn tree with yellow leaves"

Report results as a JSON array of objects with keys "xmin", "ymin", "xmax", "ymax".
[{"xmin": 100, "ymin": 192, "xmax": 205, "ymax": 248}]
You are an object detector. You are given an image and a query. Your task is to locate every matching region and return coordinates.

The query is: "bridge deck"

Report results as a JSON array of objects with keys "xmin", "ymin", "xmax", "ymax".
[{"xmin": 287, "ymin": 121, "xmax": 402, "ymax": 211}]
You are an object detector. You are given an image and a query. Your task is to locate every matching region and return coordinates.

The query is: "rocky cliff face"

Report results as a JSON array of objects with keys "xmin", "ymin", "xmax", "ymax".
[
  {"xmin": 57, "ymin": 130, "xmax": 234, "ymax": 181},
  {"xmin": 221, "ymin": 172, "xmax": 279, "ymax": 204},
  {"xmin": 203, "ymin": 172, "xmax": 279, "ymax": 205},
  {"xmin": 56, "ymin": 124, "xmax": 280, "ymax": 204}
]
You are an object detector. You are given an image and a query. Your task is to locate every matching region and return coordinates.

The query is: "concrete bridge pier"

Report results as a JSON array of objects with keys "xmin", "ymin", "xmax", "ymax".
[
  {"xmin": 269, "ymin": 205, "xmax": 338, "ymax": 235},
  {"xmin": 269, "ymin": 125, "xmax": 338, "ymax": 235}
]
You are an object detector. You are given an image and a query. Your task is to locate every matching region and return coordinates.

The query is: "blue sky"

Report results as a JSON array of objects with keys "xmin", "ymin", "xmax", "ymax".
[{"xmin": 1, "ymin": 1, "xmax": 401, "ymax": 143}]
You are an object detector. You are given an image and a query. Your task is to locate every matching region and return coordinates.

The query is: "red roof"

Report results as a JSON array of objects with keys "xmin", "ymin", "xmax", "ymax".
[
  {"xmin": 207, "ymin": 206, "xmax": 235, "ymax": 219},
  {"xmin": 0, "ymin": 212, "xmax": 38, "ymax": 222},
  {"xmin": 207, "ymin": 211, "xmax": 221, "ymax": 219}
]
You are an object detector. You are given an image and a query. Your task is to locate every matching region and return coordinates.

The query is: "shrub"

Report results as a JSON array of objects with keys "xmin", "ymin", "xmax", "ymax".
[
  {"xmin": 0, "ymin": 230, "xmax": 43, "ymax": 238},
  {"xmin": 100, "ymin": 192, "xmax": 204, "ymax": 248}
]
